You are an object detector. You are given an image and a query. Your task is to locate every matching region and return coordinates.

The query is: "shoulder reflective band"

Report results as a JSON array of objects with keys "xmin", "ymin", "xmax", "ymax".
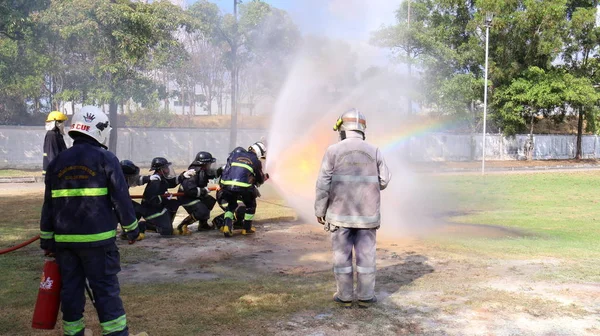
[
  {"xmin": 51, "ymin": 188, "xmax": 108, "ymax": 198},
  {"xmin": 145, "ymin": 208, "xmax": 167, "ymax": 220},
  {"xmin": 122, "ymin": 220, "xmax": 138, "ymax": 232},
  {"xmin": 221, "ymin": 180, "xmax": 252, "ymax": 188},
  {"xmin": 332, "ymin": 175, "xmax": 379, "ymax": 183},
  {"xmin": 232, "ymin": 162, "xmax": 254, "ymax": 174},
  {"xmin": 54, "ymin": 230, "xmax": 116, "ymax": 243},
  {"xmin": 40, "ymin": 230, "xmax": 54, "ymax": 239},
  {"xmin": 100, "ymin": 314, "xmax": 127, "ymax": 335}
]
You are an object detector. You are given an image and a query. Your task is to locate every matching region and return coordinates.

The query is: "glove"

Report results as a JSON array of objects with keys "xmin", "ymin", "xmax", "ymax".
[
  {"xmin": 216, "ymin": 166, "xmax": 224, "ymax": 178},
  {"xmin": 41, "ymin": 238, "xmax": 56, "ymax": 256},
  {"xmin": 183, "ymin": 169, "xmax": 196, "ymax": 178},
  {"xmin": 150, "ymin": 174, "xmax": 161, "ymax": 181},
  {"xmin": 317, "ymin": 216, "xmax": 325, "ymax": 225},
  {"xmin": 265, "ymin": 173, "xmax": 270, "ymax": 181},
  {"xmin": 196, "ymin": 187, "xmax": 209, "ymax": 198},
  {"xmin": 164, "ymin": 192, "xmax": 174, "ymax": 200},
  {"xmin": 126, "ymin": 229, "xmax": 140, "ymax": 245}
]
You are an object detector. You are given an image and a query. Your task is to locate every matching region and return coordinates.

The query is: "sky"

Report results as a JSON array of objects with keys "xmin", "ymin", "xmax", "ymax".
[{"xmin": 185, "ymin": 0, "xmax": 401, "ymax": 41}]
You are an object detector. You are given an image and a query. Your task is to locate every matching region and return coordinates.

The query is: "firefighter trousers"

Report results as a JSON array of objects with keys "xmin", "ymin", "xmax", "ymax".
[
  {"xmin": 331, "ymin": 227, "xmax": 377, "ymax": 302},
  {"xmin": 221, "ymin": 188, "xmax": 256, "ymax": 230},
  {"xmin": 55, "ymin": 243, "xmax": 128, "ymax": 336}
]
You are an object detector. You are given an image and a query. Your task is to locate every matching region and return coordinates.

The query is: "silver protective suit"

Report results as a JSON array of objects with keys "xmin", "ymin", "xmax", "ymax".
[{"xmin": 315, "ymin": 129, "xmax": 391, "ymax": 302}]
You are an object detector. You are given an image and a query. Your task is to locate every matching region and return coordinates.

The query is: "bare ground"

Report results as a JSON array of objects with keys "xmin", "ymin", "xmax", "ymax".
[
  {"xmin": 2, "ymin": 180, "xmax": 599, "ymax": 335},
  {"xmin": 120, "ymin": 212, "xmax": 600, "ymax": 336}
]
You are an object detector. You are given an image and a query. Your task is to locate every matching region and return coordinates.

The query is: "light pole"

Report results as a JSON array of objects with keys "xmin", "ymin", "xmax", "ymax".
[{"xmin": 481, "ymin": 13, "xmax": 492, "ymax": 175}]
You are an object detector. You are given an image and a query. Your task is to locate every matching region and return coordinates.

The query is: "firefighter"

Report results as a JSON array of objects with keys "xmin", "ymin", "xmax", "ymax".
[
  {"xmin": 314, "ymin": 108, "xmax": 391, "ymax": 308},
  {"xmin": 119, "ymin": 159, "xmax": 158, "ymax": 241},
  {"xmin": 175, "ymin": 151, "xmax": 220, "ymax": 235},
  {"xmin": 40, "ymin": 105, "xmax": 142, "ymax": 336},
  {"xmin": 42, "ymin": 111, "xmax": 68, "ymax": 175},
  {"xmin": 218, "ymin": 141, "xmax": 267, "ymax": 237},
  {"xmin": 139, "ymin": 157, "xmax": 185, "ymax": 236}
]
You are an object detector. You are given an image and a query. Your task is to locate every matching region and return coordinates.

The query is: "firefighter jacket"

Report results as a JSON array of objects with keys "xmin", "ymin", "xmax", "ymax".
[
  {"xmin": 178, "ymin": 167, "xmax": 218, "ymax": 208},
  {"xmin": 141, "ymin": 174, "xmax": 181, "ymax": 219},
  {"xmin": 314, "ymin": 131, "xmax": 391, "ymax": 229},
  {"xmin": 220, "ymin": 149, "xmax": 265, "ymax": 191},
  {"xmin": 40, "ymin": 136, "xmax": 139, "ymax": 249},
  {"xmin": 42, "ymin": 128, "xmax": 67, "ymax": 174}
]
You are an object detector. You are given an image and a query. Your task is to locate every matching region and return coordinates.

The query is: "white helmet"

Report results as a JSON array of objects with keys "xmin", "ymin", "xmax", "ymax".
[
  {"xmin": 68, "ymin": 106, "xmax": 112, "ymax": 146},
  {"xmin": 333, "ymin": 108, "xmax": 367, "ymax": 133},
  {"xmin": 249, "ymin": 141, "xmax": 267, "ymax": 159}
]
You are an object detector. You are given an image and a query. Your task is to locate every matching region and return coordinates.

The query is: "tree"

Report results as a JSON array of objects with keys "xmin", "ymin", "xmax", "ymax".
[{"xmin": 42, "ymin": 0, "xmax": 187, "ymax": 153}]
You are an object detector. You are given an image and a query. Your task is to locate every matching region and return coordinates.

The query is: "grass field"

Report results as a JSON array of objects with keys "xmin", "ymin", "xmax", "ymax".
[{"xmin": 1, "ymin": 172, "xmax": 599, "ymax": 335}]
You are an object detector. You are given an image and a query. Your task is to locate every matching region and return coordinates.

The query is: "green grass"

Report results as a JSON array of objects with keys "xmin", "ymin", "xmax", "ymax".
[
  {"xmin": 2, "ymin": 172, "xmax": 600, "ymax": 335},
  {"xmin": 0, "ymin": 169, "xmax": 41, "ymax": 177},
  {"xmin": 430, "ymin": 171, "xmax": 600, "ymax": 263}
]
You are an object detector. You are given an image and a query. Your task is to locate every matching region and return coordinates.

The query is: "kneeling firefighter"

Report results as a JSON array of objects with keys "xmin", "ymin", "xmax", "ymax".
[
  {"xmin": 119, "ymin": 159, "xmax": 158, "ymax": 242},
  {"xmin": 139, "ymin": 157, "xmax": 183, "ymax": 236},
  {"xmin": 175, "ymin": 151, "xmax": 220, "ymax": 234},
  {"xmin": 219, "ymin": 141, "xmax": 267, "ymax": 237}
]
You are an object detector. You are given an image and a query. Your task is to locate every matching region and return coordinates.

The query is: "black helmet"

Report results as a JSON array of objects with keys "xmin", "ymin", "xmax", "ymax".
[
  {"xmin": 150, "ymin": 157, "xmax": 170, "ymax": 171},
  {"xmin": 120, "ymin": 160, "xmax": 139, "ymax": 176},
  {"xmin": 192, "ymin": 151, "xmax": 216, "ymax": 165},
  {"xmin": 232, "ymin": 147, "xmax": 246, "ymax": 154}
]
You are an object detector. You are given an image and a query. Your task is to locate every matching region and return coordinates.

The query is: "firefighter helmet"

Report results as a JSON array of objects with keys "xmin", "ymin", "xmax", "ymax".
[
  {"xmin": 192, "ymin": 151, "xmax": 216, "ymax": 165},
  {"xmin": 150, "ymin": 157, "xmax": 171, "ymax": 171},
  {"xmin": 46, "ymin": 111, "xmax": 68, "ymax": 122},
  {"xmin": 333, "ymin": 108, "xmax": 366, "ymax": 133},
  {"xmin": 120, "ymin": 160, "xmax": 139, "ymax": 176},
  {"xmin": 68, "ymin": 106, "xmax": 111, "ymax": 145},
  {"xmin": 248, "ymin": 141, "xmax": 266, "ymax": 159}
]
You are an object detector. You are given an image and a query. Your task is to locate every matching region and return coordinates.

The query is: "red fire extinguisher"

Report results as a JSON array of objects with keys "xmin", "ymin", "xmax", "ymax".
[{"xmin": 32, "ymin": 259, "xmax": 61, "ymax": 329}]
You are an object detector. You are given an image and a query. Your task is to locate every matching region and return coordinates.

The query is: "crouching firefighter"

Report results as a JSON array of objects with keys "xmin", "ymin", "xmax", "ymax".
[
  {"xmin": 315, "ymin": 109, "xmax": 391, "ymax": 308},
  {"xmin": 219, "ymin": 141, "xmax": 267, "ymax": 237},
  {"xmin": 139, "ymin": 157, "xmax": 183, "ymax": 236},
  {"xmin": 175, "ymin": 151, "xmax": 220, "ymax": 235},
  {"xmin": 119, "ymin": 159, "xmax": 155, "ymax": 242},
  {"xmin": 40, "ymin": 105, "xmax": 143, "ymax": 336}
]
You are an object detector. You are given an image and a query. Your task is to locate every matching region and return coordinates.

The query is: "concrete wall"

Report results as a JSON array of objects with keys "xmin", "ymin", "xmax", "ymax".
[
  {"xmin": 2, "ymin": 125, "xmax": 600, "ymax": 169},
  {"xmin": 0, "ymin": 126, "xmax": 266, "ymax": 169}
]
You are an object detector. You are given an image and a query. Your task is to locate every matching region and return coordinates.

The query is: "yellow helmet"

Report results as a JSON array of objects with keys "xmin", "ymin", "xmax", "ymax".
[{"xmin": 46, "ymin": 111, "xmax": 68, "ymax": 122}]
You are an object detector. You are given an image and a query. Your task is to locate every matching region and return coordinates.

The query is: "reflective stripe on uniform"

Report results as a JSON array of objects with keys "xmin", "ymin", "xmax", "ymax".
[
  {"xmin": 122, "ymin": 220, "xmax": 138, "ymax": 232},
  {"xmin": 327, "ymin": 213, "xmax": 380, "ymax": 224},
  {"xmin": 43, "ymin": 153, "xmax": 48, "ymax": 156},
  {"xmin": 356, "ymin": 265, "xmax": 376, "ymax": 274},
  {"xmin": 63, "ymin": 318, "xmax": 85, "ymax": 336},
  {"xmin": 332, "ymin": 175, "xmax": 379, "ymax": 183},
  {"xmin": 224, "ymin": 211, "xmax": 234, "ymax": 219},
  {"xmin": 183, "ymin": 199, "xmax": 201, "ymax": 207},
  {"xmin": 55, "ymin": 230, "xmax": 116, "ymax": 243},
  {"xmin": 232, "ymin": 162, "xmax": 254, "ymax": 173},
  {"xmin": 221, "ymin": 180, "xmax": 252, "ymax": 188},
  {"xmin": 40, "ymin": 230, "xmax": 54, "ymax": 239},
  {"xmin": 51, "ymin": 188, "xmax": 108, "ymax": 198},
  {"xmin": 145, "ymin": 208, "xmax": 167, "ymax": 220},
  {"xmin": 244, "ymin": 213, "xmax": 254, "ymax": 220},
  {"xmin": 334, "ymin": 266, "xmax": 353, "ymax": 274},
  {"xmin": 100, "ymin": 314, "xmax": 127, "ymax": 335}
]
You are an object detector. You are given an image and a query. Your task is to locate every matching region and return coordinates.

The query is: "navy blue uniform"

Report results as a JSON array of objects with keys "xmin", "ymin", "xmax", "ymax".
[
  {"xmin": 40, "ymin": 135, "xmax": 138, "ymax": 336},
  {"xmin": 220, "ymin": 148, "xmax": 265, "ymax": 231},
  {"xmin": 42, "ymin": 128, "xmax": 67, "ymax": 175},
  {"xmin": 140, "ymin": 175, "xmax": 180, "ymax": 235},
  {"xmin": 178, "ymin": 167, "xmax": 218, "ymax": 225}
]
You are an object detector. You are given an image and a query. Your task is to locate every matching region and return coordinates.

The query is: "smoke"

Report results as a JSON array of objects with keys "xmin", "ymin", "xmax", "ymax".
[{"xmin": 265, "ymin": 2, "xmax": 455, "ymax": 239}]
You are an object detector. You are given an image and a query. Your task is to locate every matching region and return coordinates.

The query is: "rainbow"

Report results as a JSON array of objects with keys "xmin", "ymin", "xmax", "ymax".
[{"xmin": 375, "ymin": 118, "xmax": 466, "ymax": 152}]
